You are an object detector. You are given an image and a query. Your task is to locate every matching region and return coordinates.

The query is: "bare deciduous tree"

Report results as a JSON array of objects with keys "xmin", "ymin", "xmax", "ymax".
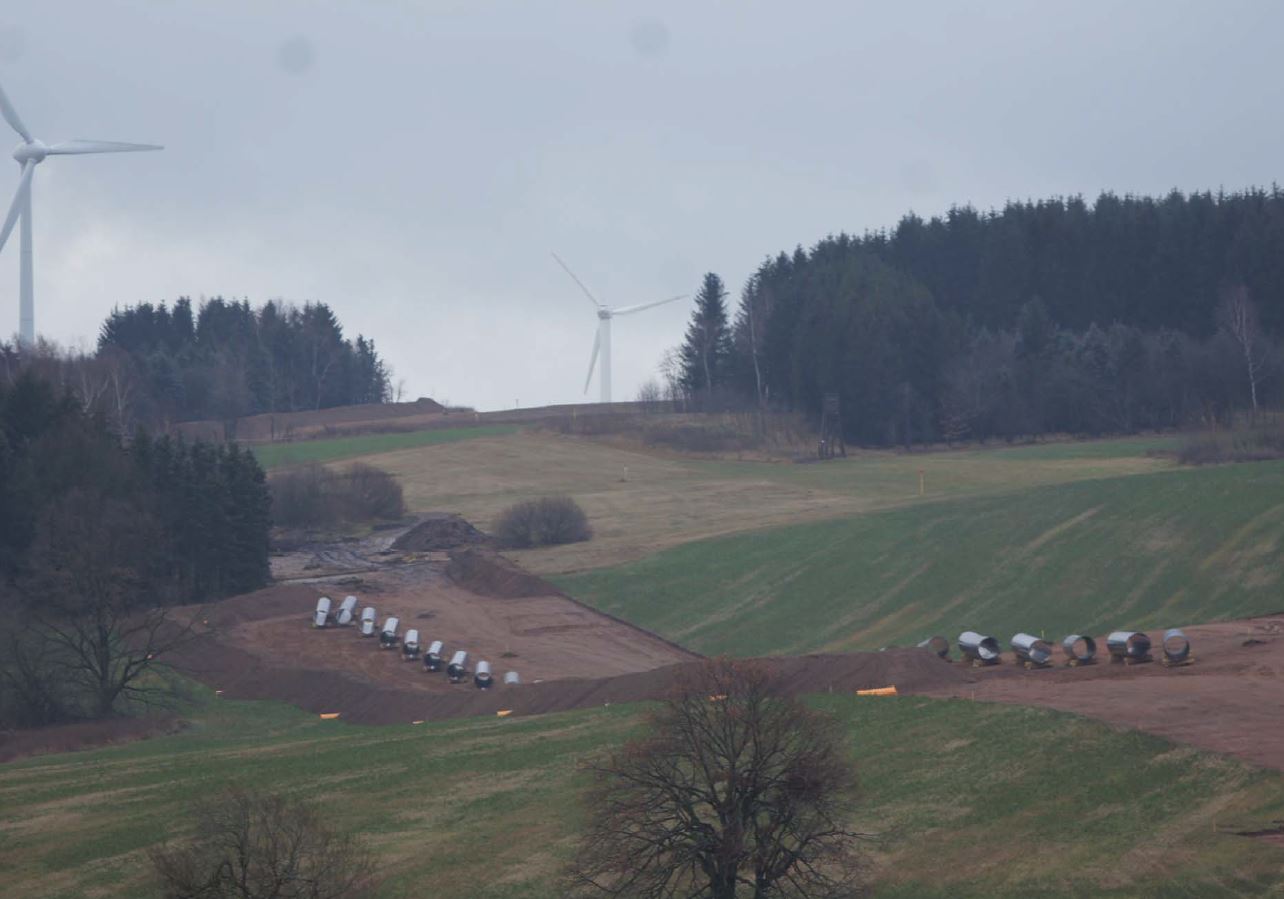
[
  {"xmin": 568, "ymin": 659, "xmax": 867, "ymax": 898},
  {"xmin": 1218, "ymin": 285, "xmax": 1269, "ymax": 415},
  {"xmin": 24, "ymin": 490, "xmax": 198, "ymax": 717},
  {"xmin": 150, "ymin": 788, "xmax": 376, "ymax": 899}
]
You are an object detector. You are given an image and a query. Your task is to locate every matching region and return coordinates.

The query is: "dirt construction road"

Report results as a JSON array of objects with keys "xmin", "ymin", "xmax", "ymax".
[{"xmin": 925, "ymin": 616, "xmax": 1284, "ymax": 771}]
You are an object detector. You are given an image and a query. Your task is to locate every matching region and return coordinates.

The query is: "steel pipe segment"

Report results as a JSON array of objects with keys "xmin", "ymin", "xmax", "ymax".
[
  {"xmin": 1106, "ymin": 630, "xmax": 1151, "ymax": 660},
  {"xmin": 1061, "ymin": 634, "xmax": 1097, "ymax": 663},
  {"xmin": 958, "ymin": 631, "xmax": 1001, "ymax": 663},
  {"xmin": 917, "ymin": 635, "xmax": 949, "ymax": 659},
  {"xmin": 1010, "ymin": 633, "xmax": 1053, "ymax": 665},
  {"xmin": 1162, "ymin": 628, "xmax": 1190, "ymax": 663}
]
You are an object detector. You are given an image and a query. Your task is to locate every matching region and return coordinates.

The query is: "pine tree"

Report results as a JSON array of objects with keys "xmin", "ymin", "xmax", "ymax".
[{"xmin": 679, "ymin": 273, "xmax": 732, "ymax": 405}]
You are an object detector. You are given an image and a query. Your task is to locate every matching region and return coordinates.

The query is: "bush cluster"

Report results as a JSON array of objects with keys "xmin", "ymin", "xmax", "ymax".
[
  {"xmin": 493, "ymin": 496, "xmax": 592, "ymax": 549},
  {"xmin": 1177, "ymin": 420, "xmax": 1284, "ymax": 465},
  {"xmin": 270, "ymin": 462, "xmax": 404, "ymax": 529}
]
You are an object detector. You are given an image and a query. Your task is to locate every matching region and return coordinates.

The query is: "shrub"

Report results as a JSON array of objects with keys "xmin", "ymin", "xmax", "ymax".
[
  {"xmin": 1177, "ymin": 420, "xmax": 1284, "ymax": 465},
  {"xmin": 494, "ymin": 496, "xmax": 592, "ymax": 549},
  {"xmin": 270, "ymin": 463, "xmax": 405, "ymax": 529}
]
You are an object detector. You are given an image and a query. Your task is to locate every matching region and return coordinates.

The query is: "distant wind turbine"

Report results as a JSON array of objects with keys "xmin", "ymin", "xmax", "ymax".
[
  {"xmin": 552, "ymin": 253, "xmax": 686, "ymax": 404},
  {"xmin": 0, "ymin": 78, "xmax": 162, "ymax": 345}
]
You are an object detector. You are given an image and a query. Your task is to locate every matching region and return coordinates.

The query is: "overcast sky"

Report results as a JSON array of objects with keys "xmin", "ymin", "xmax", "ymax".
[{"xmin": 2, "ymin": 1, "xmax": 1281, "ymax": 409}]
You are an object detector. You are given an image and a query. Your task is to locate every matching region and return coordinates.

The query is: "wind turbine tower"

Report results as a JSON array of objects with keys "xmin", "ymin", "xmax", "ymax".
[
  {"xmin": 0, "ymin": 78, "xmax": 162, "ymax": 345},
  {"xmin": 552, "ymin": 253, "xmax": 686, "ymax": 404}
]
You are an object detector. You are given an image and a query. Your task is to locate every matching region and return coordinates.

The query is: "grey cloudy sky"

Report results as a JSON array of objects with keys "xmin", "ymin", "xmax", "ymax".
[{"xmin": 2, "ymin": 0, "xmax": 1281, "ymax": 409}]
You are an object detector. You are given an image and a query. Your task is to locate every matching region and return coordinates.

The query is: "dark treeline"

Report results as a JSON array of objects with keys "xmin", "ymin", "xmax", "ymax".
[
  {"xmin": 0, "ymin": 371, "xmax": 271, "ymax": 725},
  {"xmin": 98, "ymin": 297, "xmax": 392, "ymax": 425},
  {"xmin": 672, "ymin": 189, "xmax": 1283, "ymax": 445},
  {"xmin": 0, "ymin": 371, "xmax": 270, "ymax": 599}
]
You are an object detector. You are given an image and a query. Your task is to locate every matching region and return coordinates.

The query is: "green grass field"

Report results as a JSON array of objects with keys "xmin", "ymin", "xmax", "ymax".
[
  {"xmin": 251, "ymin": 425, "xmax": 519, "ymax": 470},
  {"xmin": 2, "ymin": 690, "xmax": 1281, "ymax": 898},
  {"xmin": 557, "ymin": 460, "xmax": 1284, "ymax": 656}
]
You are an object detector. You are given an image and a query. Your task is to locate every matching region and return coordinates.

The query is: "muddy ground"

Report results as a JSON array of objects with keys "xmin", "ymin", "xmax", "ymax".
[{"xmin": 924, "ymin": 616, "xmax": 1284, "ymax": 771}]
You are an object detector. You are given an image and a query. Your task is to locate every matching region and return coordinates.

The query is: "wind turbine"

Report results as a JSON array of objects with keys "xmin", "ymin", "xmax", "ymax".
[
  {"xmin": 0, "ymin": 78, "xmax": 162, "ymax": 345},
  {"xmin": 553, "ymin": 253, "xmax": 686, "ymax": 404}
]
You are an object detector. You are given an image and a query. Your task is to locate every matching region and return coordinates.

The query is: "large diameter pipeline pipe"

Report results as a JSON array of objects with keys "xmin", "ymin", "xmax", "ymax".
[
  {"xmin": 917, "ymin": 636, "xmax": 949, "ymax": 659},
  {"xmin": 337, "ymin": 595, "xmax": 358, "ymax": 626},
  {"xmin": 1061, "ymin": 634, "xmax": 1097, "ymax": 663},
  {"xmin": 424, "ymin": 640, "xmax": 445, "ymax": 672},
  {"xmin": 448, "ymin": 650, "xmax": 469, "ymax": 682},
  {"xmin": 474, "ymin": 660, "xmax": 493, "ymax": 689},
  {"xmin": 1010, "ymin": 632, "xmax": 1053, "ymax": 665},
  {"xmin": 1162, "ymin": 628, "xmax": 1190, "ymax": 663},
  {"xmin": 958, "ymin": 631, "xmax": 1001, "ymax": 663},
  {"xmin": 1107, "ymin": 631, "xmax": 1151, "ymax": 660}
]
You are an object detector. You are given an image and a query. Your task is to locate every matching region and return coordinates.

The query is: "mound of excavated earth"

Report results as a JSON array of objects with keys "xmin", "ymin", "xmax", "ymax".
[
  {"xmin": 445, "ymin": 547, "xmax": 559, "ymax": 598},
  {"xmin": 391, "ymin": 514, "xmax": 490, "ymax": 552}
]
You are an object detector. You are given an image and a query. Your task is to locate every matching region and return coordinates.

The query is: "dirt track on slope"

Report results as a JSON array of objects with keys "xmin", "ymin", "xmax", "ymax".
[
  {"xmin": 165, "ymin": 563, "xmax": 972, "ymax": 726},
  {"xmin": 923, "ymin": 616, "xmax": 1284, "ymax": 770}
]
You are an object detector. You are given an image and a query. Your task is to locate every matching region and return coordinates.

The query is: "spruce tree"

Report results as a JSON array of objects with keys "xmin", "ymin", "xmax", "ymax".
[{"xmin": 679, "ymin": 273, "xmax": 732, "ymax": 405}]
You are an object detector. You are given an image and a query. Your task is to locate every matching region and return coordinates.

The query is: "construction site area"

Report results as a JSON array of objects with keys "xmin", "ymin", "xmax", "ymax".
[{"xmin": 167, "ymin": 509, "xmax": 1284, "ymax": 775}]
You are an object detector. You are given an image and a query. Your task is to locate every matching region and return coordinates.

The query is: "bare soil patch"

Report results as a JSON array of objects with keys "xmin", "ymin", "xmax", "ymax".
[{"xmin": 922, "ymin": 616, "xmax": 1284, "ymax": 771}]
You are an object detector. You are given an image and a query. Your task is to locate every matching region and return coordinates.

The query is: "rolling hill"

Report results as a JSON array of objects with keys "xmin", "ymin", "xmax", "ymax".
[{"xmin": 557, "ymin": 460, "xmax": 1284, "ymax": 656}]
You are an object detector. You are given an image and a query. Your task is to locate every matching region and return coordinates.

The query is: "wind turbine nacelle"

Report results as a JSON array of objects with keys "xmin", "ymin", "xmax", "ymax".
[{"xmin": 12, "ymin": 140, "xmax": 46, "ymax": 164}]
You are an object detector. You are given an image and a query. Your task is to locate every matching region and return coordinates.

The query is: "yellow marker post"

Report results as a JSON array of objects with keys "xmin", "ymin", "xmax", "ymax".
[
  {"xmin": 855, "ymin": 686, "xmax": 898, "ymax": 697},
  {"xmin": 918, "ymin": 469, "xmax": 925, "ymax": 497},
  {"xmin": 496, "ymin": 710, "xmax": 513, "ymax": 718},
  {"xmin": 319, "ymin": 712, "xmax": 341, "ymax": 720}
]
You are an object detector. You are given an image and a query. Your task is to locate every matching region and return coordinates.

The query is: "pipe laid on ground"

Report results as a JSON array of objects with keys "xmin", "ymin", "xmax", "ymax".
[
  {"xmin": 1107, "ymin": 630, "xmax": 1151, "ymax": 661},
  {"xmin": 958, "ymin": 631, "xmax": 1001, "ymax": 664},
  {"xmin": 917, "ymin": 636, "xmax": 949, "ymax": 659},
  {"xmin": 1162, "ymin": 628, "xmax": 1190, "ymax": 663},
  {"xmin": 1061, "ymin": 634, "xmax": 1097, "ymax": 663},
  {"xmin": 1010, "ymin": 633, "xmax": 1053, "ymax": 666}
]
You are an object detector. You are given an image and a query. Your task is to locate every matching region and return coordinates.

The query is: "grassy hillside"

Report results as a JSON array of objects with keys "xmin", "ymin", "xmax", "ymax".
[
  {"xmin": 557, "ymin": 460, "xmax": 1284, "ymax": 656},
  {"xmin": 2, "ymin": 692, "xmax": 1280, "ymax": 898},
  {"xmin": 251, "ymin": 424, "xmax": 518, "ymax": 470},
  {"xmin": 360, "ymin": 431, "xmax": 1176, "ymax": 574}
]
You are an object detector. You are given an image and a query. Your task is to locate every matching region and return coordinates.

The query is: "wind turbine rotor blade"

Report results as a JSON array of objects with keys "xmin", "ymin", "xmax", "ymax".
[
  {"xmin": 0, "ymin": 81, "xmax": 32, "ymax": 142},
  {"xmin": 45, "ymin": 140, "xmax": 164, "ymax": 156},
  {"xmin": 0, "ymin": 161, "xmax": 35, "ymax": 255},
  {"xmin": 551, "ymin": 252, "xmax": 603, "ymax": 309},
  {"xmin": 583, "ymin": 328, "xmax": 601, "ymax": 394},
  {"xmin": 610, "ymin": 294, "xmax": 688, "ymax": 317}
]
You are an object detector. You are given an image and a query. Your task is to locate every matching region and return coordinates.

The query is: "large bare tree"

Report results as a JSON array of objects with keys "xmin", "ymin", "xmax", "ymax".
[
  {"xmin": 150, "ymin": 787, "xmax": 375, "ymax": 899},
  {"xmin": 24, "ymin": 489, "xmax": 198, "ymax": 717},
  {"xmin": 568, "ymin": 659, "xmax": 867, "ymax": 898}
]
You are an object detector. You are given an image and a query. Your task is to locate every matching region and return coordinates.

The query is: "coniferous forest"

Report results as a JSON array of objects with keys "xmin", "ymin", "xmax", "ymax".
[
  {"xmin": 675, "ymin": 188, "xmax": 1284, "ymax": 445},
  {"xmin": 98, "ymin": 297, "xmax": 392, "ymax": 424},
  {"xmin": 0, "ymin": 371, "xmax": 271, "ymax": 725}
]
